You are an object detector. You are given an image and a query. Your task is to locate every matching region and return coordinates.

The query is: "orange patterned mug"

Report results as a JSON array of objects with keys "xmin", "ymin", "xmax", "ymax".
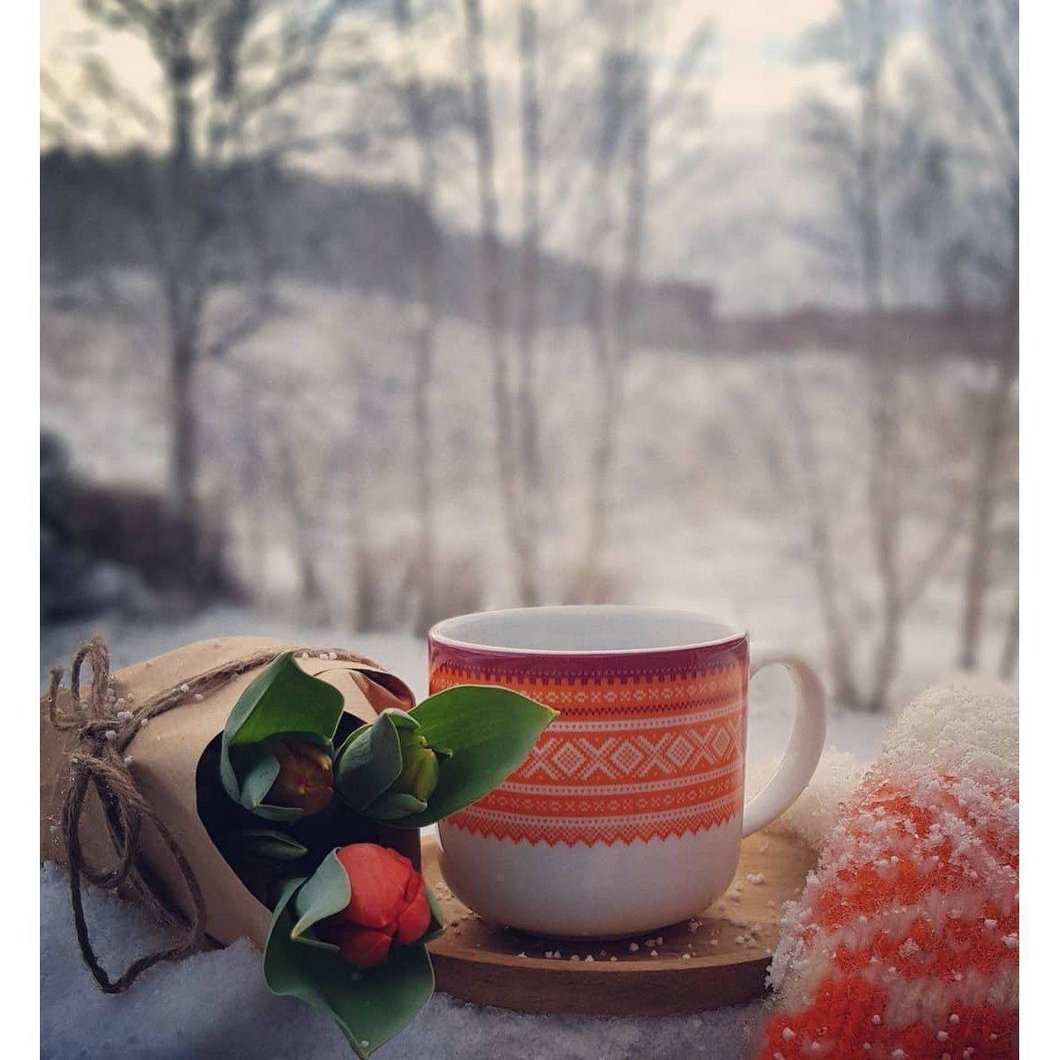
[{"xmin": 429, "ymin": 605, "xmax": 826, "ymax": 937}]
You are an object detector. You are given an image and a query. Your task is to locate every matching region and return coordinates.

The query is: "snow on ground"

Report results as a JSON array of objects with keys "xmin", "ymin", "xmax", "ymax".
[
  {"xmin": 41, "ymin": 606, "xmax": 896, "ymax": 1060},
  {"xmin": 41, "ymin": 859, "xmax": 765, "ymax": 1060}
]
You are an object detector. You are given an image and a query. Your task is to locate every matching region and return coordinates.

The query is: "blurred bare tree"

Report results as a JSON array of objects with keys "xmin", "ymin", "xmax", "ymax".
[
  {"xmin": 788, "ymin": 0, "xmax": 974, "ymax": 711},
  {"xmin": 461, "ymin": 0, "xmax": 534, "ymax": 606},
  {"xmin": 574, "ymin": 1, "xmax": 648, "ymax": 599},
  {"xmin": 46, "ymin": 0, "xmax": 343, "ymax": 539},
  {"xmin": 515, "ymin": 0, "xmax": 546, "ymax": 605},
  {"xmin": 930, "ymin": 0, "xmax": 1018, "ymax": 674},
  {"xmin": 393, "ymin": 0, "xmax": 444, "ymax": 631},
  {"xmin": 573, "ymin": 1, "xmax": 713, "ymax": 600}
]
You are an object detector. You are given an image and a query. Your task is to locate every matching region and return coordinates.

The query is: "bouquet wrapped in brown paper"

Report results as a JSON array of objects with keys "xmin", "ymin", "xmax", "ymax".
[
  {"xmin": 40, "ymin": 635, "xmax": 555, "ymax": 1056},
  {"xmin": 41, "ymin": 636, "xmax": 418, "ymax": 949}
]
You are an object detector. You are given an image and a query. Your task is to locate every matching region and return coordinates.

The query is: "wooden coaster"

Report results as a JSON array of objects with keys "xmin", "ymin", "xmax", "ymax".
[{"xmin": 424, "ymin": 831, "xmax": 816, "ymax": 1015}]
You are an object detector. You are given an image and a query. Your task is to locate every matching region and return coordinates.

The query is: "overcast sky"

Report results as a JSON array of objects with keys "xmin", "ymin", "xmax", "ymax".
[
  {"xmin": 42, "ymin": 1, "xmax": 954, "ymax": 311},
  {"xmin": 41, "ymin": 0, "xmax": 848, "ymax": 135}
]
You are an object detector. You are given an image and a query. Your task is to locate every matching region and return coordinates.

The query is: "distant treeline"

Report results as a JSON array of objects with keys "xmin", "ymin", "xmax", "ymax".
[
  {"xmin": 41, "ymin": 148, "xmax": 605, "ymax": 325},
  {"xmin": 42, "ymin": 149, "xmax": 1002, "ymax": 361}
]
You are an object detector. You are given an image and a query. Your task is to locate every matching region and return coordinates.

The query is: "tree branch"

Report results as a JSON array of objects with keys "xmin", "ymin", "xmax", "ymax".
[{"xmin": 899, "ymin": 481, "xmax": 968, "ymax": 616}]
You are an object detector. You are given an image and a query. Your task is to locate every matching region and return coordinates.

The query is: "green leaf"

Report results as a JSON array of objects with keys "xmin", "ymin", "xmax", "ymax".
[
  {"xmin": 291, "ymin": 848, "xmax": 350, "ymax": 941},
  {"xmin": 243, "ymin": 830, "xmax": 309, "ymax": 862},
  {"xmin": 380, "ymin": 708, "xmax": 420, "ymax": 732},
  {"xmin": 225, "ymin": 653, "xmax": 346, "ymax": 749},
  {"xmin": 334, "ymin": 714, "xmax": 404, "ymax": 811},
  {"xmin": 220, "ymin": 652, "xmax": 344, "ymax": 818},
  {"xmin": 240, "ymin": 748, "xmax": 283, "ymax": 809},
  {"xmin": 264, "ymin": 876, "xmax": 435, "ymax": 1058},
  {"xmin": 394, "ymin": 685, "xmax": 557, "ymax": 828}
]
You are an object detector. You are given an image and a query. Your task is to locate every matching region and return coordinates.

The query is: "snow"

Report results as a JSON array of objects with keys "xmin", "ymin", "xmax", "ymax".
[
  {"xmin": 40, "ymin": 609, "xmax": 902, "ymax": 1059},
  {"xmin": 880, "ymin": 677, "xmax": 1018, "ymax": 779},
  {"xmin": 753, "ymin": 749, "xmax": 870, "ymax": 850},
  {"xmin": 40, "ymin": 862, "xmax": 764, "ymax": 1059}
]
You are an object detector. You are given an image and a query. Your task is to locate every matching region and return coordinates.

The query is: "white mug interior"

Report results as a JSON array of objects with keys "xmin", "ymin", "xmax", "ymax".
[{"xmin": 429, "ymin": 605, "xmax": 745, "ymax": 654}]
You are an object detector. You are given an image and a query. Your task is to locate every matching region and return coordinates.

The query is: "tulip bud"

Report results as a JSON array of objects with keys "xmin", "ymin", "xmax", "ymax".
[
  {"xmin": 322, "ymin": 844, "xmax": 432, "ymax": 969},
  {"xmin": 267, "ymin": 738, "xmax": 334, "ymax": 816},
  {"xmin": 335, "ymin": 710, "xmax": 450, "ymax": 820},
  {"xmin": 393, "ymin": 728, "xmax": 440, "ymax": 803}
]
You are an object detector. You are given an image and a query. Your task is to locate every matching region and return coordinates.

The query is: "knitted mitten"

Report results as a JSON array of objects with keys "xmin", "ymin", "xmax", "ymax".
[{"xmin": 757, "ymin": 683, "xmax": 1018, "ymax": 1060}]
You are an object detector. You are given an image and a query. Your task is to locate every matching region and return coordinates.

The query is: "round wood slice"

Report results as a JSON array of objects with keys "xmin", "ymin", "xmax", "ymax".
[{"xmin": 424, "ymin": 831, "xmax": 816, "ymax": 1016}]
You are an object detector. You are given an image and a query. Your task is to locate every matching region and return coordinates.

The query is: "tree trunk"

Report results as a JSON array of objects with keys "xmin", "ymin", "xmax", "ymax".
[
  {"xmin": 462, "ymin": 0, "xmax": 534, "ymax": 605},
  {"xmin": 352, "ymin": 532, "xmax": 376, "ymax": 632},
  {"xmin": 999, "ymin": 584, "xmax": 1018, "ymax": 680},
  {"xmin": 515, "ymin": 0, "xmax": 543, "ymax": 604},
  {"xmin": 861, "ymin": 4, "xmax": 903, "ymax": 713},
  {"xmin": 959, "ymin": 352, "xmax": 1017, "ymax": 669},
  {"xmin": 410, "ymin": 306, "xmax": 438, "ymax": 631},
  {"xmin": 277, "ymin": 429, "xmax": 324, "ymax": 617},
  {"xmin": 585, "ymin": 21, "xmax": 650, "ymax": 586},
  {"xmin": 170, "ymin": 333, "xmax": 199, "ymax": 524},
  {"xmin": 959, "ymin": 186, "xmax": 1018, "ymax": 670},
  {"xmin": 580, "ymin": 365, "xmax": 620, "ymax": 597},
  {"xmin": 574, "ymin": 15, "xmax": 641, "ymax": 597},
  {"xmin": 348, "ymin": 361, "xmax": 373, "ymax": 631},
  {"xmin": 240, "ymin": 376, "xmax": 271, "ymax": 596},
  {"xmin": 162, "ymin": 41, "xmax": 204, "ymax": 536},
  {"xmin": 865, "ymin": 346, "xmax": 904, "ymax": 713},
  {"xmin": 396, "ymin": 0, "xmax": 441, "ymax": 631},
  {"xmin": 785, "ymin": 368, "xmax": 862, "ymax": 709}
]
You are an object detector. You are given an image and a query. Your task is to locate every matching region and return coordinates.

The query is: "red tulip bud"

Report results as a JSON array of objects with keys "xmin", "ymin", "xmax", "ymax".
[{"xmin": 323, "ymin": 844, "xmax": 432, "ymax": 968}]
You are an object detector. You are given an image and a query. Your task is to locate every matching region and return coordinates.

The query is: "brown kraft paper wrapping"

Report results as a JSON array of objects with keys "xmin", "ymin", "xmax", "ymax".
[{"xmin": 40, "ymin": 636, "xmax": 419, "ymax": 950}]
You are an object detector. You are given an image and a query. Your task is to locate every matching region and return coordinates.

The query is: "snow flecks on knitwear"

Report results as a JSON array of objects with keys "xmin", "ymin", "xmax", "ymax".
[{"xmin": 756, "ymin": 680, "xmax": 1018, "ymax": 1060}]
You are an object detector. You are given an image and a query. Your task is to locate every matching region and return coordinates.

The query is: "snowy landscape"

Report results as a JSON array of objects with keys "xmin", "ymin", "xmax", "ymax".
[{"xmin": 41, "ymin": 271, "xmax": 1017, "ymax": 713}]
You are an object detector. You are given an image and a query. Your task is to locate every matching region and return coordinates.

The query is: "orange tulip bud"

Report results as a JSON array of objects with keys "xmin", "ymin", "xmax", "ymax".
[
  {"xmin": 267, "ymin": 738, "xmax": 334, "ymax": 815},
  {"xmin": 323, "ymin": 844, "xmax": 432, "ymax": 968}
]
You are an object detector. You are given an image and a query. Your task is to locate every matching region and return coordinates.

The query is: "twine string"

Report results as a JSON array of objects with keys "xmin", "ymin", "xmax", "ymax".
[{"xmin": 46, "ymin": 636, "xmax": 383, "ymax": 994}]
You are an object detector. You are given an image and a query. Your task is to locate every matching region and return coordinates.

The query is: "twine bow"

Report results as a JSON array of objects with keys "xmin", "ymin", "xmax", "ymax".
[{"xmin": 46, "ymin": 636, "xmax": 383, "ymax": 994}]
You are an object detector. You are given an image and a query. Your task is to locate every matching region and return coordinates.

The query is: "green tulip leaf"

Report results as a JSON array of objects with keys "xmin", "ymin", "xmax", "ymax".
[
  {"xmin": 291, "ymin": 848, "xmax": 351, "ymax": 942},
  {"xmin": 220, "ymin": 652, "xmax": 343, "ymax": 819},
  {"xmin": 394, "ymin": 685, "xmax": 557, "ymax": 828},
  {"xmin": 366, "ymin": 792, "xmax": 428, "ymax": 820},
  {"xmin": 264, "ymin": 875, "xmax": 435, "ymax": 1059},
  {"xmin": 334, "ymin": 714, "xmax": 405, "ymax": 811},
  {"xmin": 240, "ymin": 748, "xmax": 283, "ymax": 809},
  {"xmin": 380, "ymin": 708, "xmax": 420, "ymax": 731},
  {"xmin": 243, "ymin": 830, "xmax": 309, "ymax": 862}
]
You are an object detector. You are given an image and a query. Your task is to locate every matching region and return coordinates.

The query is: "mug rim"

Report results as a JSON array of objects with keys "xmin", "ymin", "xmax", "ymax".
[{"xmin": 428, "ymin": 604, "xmax": 748, "ymax": 657}]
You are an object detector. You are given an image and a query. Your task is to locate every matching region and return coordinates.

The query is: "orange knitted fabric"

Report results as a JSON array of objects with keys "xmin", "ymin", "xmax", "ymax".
[{"xmin": 756, "ymin": 684, "xmax": 1018, "ymax": 1060}]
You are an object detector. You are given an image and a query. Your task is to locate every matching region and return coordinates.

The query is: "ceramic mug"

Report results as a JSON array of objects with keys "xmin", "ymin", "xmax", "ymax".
[{"xmin": 428, "ymin": 605, "xmax": 826, "ymax": 937}]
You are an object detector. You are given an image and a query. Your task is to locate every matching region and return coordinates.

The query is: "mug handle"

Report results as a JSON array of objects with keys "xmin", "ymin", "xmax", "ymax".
[{"xmin": 742, "ymin": 653, "xmax": 827, "ymax": 837}]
